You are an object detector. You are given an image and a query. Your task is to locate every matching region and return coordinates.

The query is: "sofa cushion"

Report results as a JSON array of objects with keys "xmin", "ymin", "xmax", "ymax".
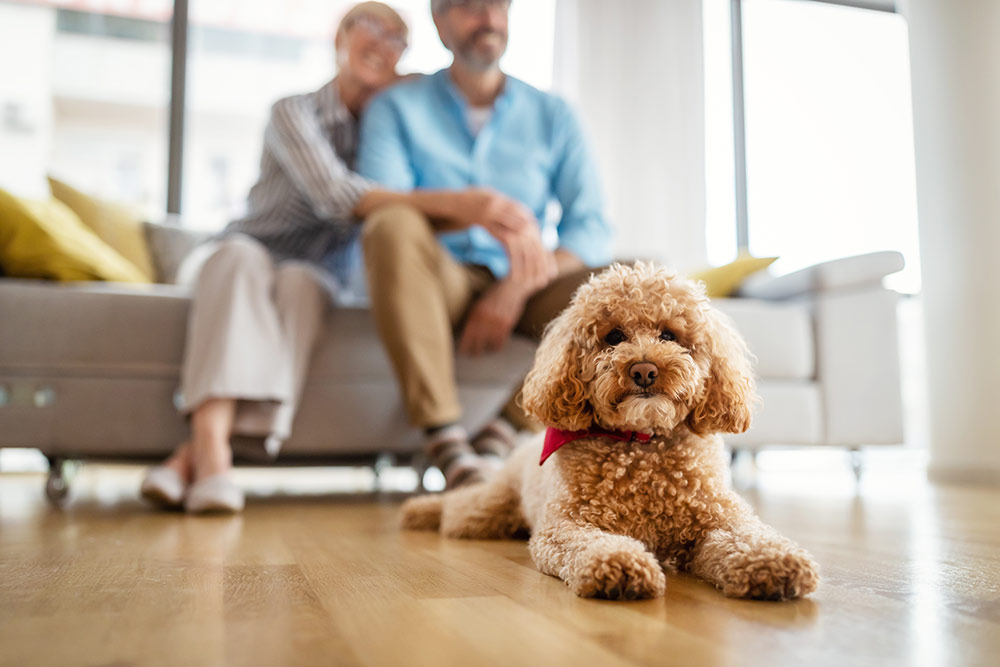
[
  {"xmin": 712, "ymin": 297, "xmax": 814, "ymax": 380},
  {"xmin": 724, "ymin": 381, "xmax": 823, "ymax": 447},
  {"xmin": 0, "ymin": 279, "xmax": 535, "ymax": 384}
]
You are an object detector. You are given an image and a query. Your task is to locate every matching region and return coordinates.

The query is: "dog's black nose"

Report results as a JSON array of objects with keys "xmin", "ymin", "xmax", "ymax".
[{"xmin": 629, "ymin": 362, "xmax": 659, "ymax": 388}]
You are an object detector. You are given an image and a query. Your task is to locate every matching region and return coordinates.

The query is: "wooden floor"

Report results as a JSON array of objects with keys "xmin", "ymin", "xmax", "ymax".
[{"xmin": 1, "ymin": 459, "xmax": 999, "ymax": 667}]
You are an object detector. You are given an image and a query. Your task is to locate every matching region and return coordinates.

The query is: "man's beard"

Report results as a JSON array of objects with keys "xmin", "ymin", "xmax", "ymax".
[{"xmin": 456, "ymin": 27, "xmax": 507, "ymax": 70}]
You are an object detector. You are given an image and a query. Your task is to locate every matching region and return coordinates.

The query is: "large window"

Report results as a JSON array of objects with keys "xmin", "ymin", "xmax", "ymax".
[{"xmin": 704, "ymin": 0, "xmax": 920, "ymax": 293}]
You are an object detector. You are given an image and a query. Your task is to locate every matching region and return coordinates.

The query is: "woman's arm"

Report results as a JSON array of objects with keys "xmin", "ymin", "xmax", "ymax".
[
  {"xmin": 265, "ymin": 95, "xmax": 372, "ymax": 221},
  {"xmin": 353, "ymin": 189, "xmax": 466, "ymax": 231},
  {"xmin": 354, "ymin": 187, "xmax": 536, "ymax": 236}
]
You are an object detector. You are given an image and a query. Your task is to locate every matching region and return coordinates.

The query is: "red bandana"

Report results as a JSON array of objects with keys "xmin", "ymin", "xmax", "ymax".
[{"xmin": 540, "ymin": 427, "xmax": 653, "ymax": 465}]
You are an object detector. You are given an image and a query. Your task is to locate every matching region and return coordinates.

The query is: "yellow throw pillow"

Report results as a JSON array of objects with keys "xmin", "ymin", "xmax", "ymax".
[
  {"xmin": 48, "ymin": 176, "xmax": 157, "ymax": 282},
  {"xmin": 0, "ymin": 187, "xmax": 149, "ymax": 283},
  {"xmin": 688, "ymin": 253, "xmax": 778, "ymax": 297}
]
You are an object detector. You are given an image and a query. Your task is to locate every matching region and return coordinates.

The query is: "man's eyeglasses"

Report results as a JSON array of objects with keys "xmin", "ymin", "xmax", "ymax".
[
  {"xmin": 351, "ymin": 16, "xmax": 407, "ymax": 53},
  {"xmin": 445, "ymin": 0, "xmax": 512, "ymax": 14}
]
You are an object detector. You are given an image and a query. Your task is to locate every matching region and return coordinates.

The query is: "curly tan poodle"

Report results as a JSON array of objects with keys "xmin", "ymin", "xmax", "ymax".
[{"xmin": 401, "ymin": 262, "xmax": 819, "ymax": 601}]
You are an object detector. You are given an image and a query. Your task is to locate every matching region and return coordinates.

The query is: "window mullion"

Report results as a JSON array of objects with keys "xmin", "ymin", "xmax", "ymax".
[
  {"xmin": 731, "ymin": 0, "xmax": 749, "ymax": 251},
  {"xmin": 167, "ymin": 0, "xmax": 189, "ymax": 216}
]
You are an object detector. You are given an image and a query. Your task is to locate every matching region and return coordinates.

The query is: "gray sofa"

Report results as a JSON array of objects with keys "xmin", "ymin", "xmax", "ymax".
[
  {"xmin": 0, "ymin": 221, "xmax": 906, "ymax": 504},
  {"xmin": 0, "ymin": 277, "xmax": 536, "ymax": 502}
]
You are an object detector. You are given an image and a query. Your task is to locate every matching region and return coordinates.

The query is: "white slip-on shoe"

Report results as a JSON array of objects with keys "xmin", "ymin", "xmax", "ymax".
[
  {"xmin": 185, "ymin": 474, "xmax": 245, "ymax": 514},
  {"xmin": 140, "ymin": 466, "xmax": 187, "ymax": 509}
]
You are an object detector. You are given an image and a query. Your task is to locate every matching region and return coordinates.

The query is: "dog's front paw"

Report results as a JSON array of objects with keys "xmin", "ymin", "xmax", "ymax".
[
  {"xmin": 722, "ymin": 549, "xmax": 819, "ymax": 600},
  {"xmin": 571, "ymin": 546, "xmax": 667, "ymax": 600}
]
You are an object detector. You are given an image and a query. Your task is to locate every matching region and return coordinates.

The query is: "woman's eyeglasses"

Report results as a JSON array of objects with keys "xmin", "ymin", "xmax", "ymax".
[{"xmin": 351, "ymin": 16, "xmax": 407, "ymax": 54}]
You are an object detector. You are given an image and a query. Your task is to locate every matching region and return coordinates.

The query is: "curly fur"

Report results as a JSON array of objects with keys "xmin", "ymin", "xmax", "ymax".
[{"xmin": 401, "ymin": 263, "xmax": 819, "ymax": 601}]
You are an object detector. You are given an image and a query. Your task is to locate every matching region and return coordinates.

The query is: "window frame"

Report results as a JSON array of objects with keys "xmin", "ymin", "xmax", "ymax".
[{"xmin": 167, "ymin": 0, "xmax": 188, "ymax": 214}]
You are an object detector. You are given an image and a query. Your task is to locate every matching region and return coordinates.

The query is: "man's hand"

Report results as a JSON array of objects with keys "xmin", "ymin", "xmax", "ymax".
[
  {"xmin": 452, "ymin": 187, "xmax": 535, "ymax": 237},
  {"xmin": 502, "ymin": 225, "xmax": 557, "ymax": 292},
  {"xmin": 458, "ymin": 279, "xmax": 534, "ymax": 356},
  {"xmin": 451, "ymin": 188, "xmax": 556, "ymax": 289}
]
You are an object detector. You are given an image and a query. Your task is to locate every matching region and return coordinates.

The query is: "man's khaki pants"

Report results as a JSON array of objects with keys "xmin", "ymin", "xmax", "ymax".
[
  {"xmin": 361, "ymin": 203, "xmax": 599, "ymax": 429},
  {"xmin": 177, "ymin": 234, "xmax": 332, "ymax": 454}
]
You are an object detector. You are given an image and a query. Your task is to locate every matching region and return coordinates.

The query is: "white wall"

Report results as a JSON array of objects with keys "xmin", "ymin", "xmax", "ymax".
[
  {"xmin": 904, "ymin": 0, "xmax": 1000, "ymax": 483},
  {"xmin": 552, "ymin": 0, "xmax": 707, "ymax": 273}
]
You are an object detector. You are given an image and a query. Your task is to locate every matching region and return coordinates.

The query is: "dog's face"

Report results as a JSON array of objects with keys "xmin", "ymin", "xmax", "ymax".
[{"xmin": 521, "ymin": 263, "xmax": 756, "ymax": 437}]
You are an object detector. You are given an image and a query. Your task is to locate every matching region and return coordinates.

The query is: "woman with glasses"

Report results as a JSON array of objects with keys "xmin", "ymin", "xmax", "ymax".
[{"xmin": 138, "ymin": 2, "xmax": 410, "ymax": 514}]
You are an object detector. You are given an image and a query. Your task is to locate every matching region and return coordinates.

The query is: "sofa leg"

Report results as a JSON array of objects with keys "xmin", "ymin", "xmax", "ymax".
[
  {"xmin": 45, "ymin": 456, "xmax": 70, "ymax": 508},
  {"xmin": 849, "ymin": 447, "xmax": 864, "ymax": 483},
  {"xmin": 411, "ymin": 453, "xmax": 429, "ymax": 493},
  {"xmin": 729, "ymin": 449, "xmax": 759, "ymax": 468},
  {"xmin": 728, "ymin": 449, "xmax": 760, "ymax": 487},
  {"xmin": 373, "ymin": 452, "xmax": 394, "ymax": 491}
]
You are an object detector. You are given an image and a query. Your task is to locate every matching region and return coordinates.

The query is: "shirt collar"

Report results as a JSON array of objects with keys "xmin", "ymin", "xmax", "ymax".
[{"xmin": 433, "ymin": 67, "xmax": 516, "ymax": 116}]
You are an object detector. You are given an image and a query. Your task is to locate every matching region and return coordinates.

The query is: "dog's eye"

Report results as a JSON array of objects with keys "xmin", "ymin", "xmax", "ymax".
[
  {"xmin": 659, "ymin": 329, "xmax": 676, "ymax": 342},
  {"xmin": 604, "ymin": 328, "xmax": 627, "ymax": 346}
]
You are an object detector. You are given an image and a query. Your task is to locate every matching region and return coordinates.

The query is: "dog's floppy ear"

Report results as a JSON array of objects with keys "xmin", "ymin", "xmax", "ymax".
[
  {"xmin": 520, "ymin": 306, "xmax": 594, "ymax": 431},
  {"xmin": 686, "ymin": 308, "xmax": 756, "ymax": 435}
]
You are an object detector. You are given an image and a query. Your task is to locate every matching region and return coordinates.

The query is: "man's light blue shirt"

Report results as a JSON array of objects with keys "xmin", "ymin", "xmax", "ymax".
[{"xmin": 357, "ymin": 68, "xmax": 613, "ymax": 278}]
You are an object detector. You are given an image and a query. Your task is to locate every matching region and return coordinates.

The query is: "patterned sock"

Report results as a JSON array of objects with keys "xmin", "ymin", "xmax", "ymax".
[
  {"xmin": 424, "ymin": 424, "xmax": 485, "ymax": 490},
  {"xmin": 470, "ymin": 417, "xmax": 519, "ymax": 463}
]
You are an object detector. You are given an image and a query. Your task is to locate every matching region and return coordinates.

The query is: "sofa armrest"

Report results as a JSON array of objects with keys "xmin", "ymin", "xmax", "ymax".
[
  {"xmin": 737, "ymin": 251, "xmax": 904, "ymax": 300},
  {"xmin": 814, "ymin": 286, "xmax": 905, "ymax": 445}
]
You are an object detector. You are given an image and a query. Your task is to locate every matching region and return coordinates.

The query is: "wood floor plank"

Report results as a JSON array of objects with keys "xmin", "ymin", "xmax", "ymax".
[
  {"xmin": 416, "ymin": 595, "xmax": 638, "ymax": 667},
  {"xmin": 2, "ymin": 466, "xmax": 999, "ymax": 667}
]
